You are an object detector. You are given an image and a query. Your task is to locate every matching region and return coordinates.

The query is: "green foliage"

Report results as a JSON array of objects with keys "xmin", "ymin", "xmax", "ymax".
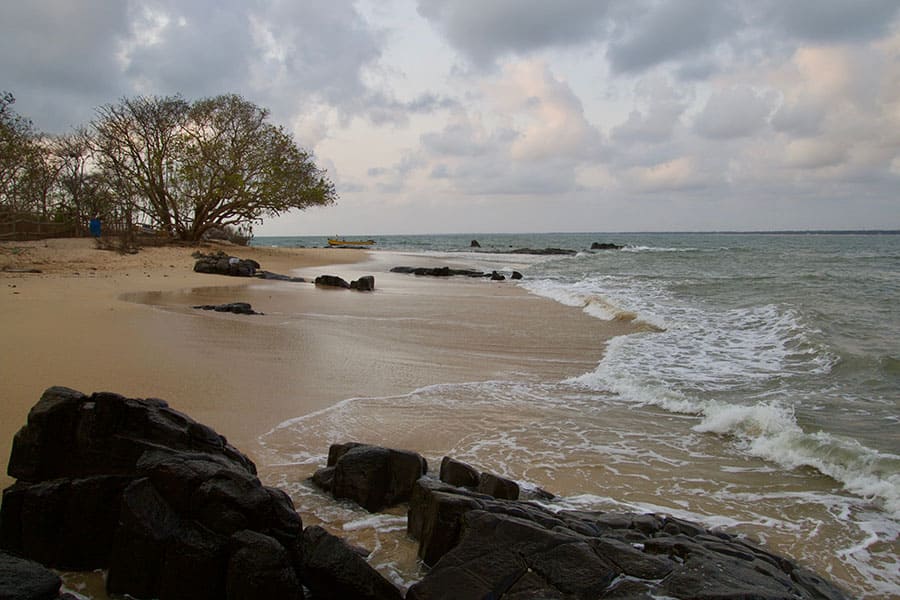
[{"xmin": 90, "ymin": 93, "xmax": 337, "ymax": 241}]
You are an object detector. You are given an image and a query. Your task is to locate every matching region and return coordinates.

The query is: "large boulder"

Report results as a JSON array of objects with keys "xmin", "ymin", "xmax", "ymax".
[
  {"xmin": 314, "ymin": 275, "xmax": 351, "ymax": 289},
  {"xmin": 226, "ymin": 530, "xmax": 303, "ymax": 600},
  {"xmin": 0, "ymin": 550, "xmax": 62, "ymax": 600},
  {"xmin": 405, "ymin": 483, "xmax": 851, "ymax": 600},
  {"xmin": 311, "ymin": 443, "xmax": 427, "ymax": 512},
  {"xmin": 1, "ymin": 387, "xmax": 306, "ymax": 600},
  {"xmin": 6, "ymin": 386, "xmax": 255, "ymax": 482},
  {"xmin": 299, "ymin": 526, "xmax": 402, "ymax": 600},
  {"xmin": 193, "ymin": 252, "xmax": 259, "ymax": 277}
]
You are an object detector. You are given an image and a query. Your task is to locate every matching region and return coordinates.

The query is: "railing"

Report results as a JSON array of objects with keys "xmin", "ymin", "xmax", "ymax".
[{"xmin": 0, "ymin": 219, "xmax": 76, "ymax": 241}]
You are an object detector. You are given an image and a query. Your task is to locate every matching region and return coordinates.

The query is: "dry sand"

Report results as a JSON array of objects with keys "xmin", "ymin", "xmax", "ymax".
[{"xmin": 1, "ymin": 237, "xmax": 634, "ymax": 493}]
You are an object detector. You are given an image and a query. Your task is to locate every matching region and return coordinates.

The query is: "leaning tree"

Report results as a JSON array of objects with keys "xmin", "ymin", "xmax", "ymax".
[{"xmin": 91, "ymin": 94, "xmax": 336, "ymax": 241}]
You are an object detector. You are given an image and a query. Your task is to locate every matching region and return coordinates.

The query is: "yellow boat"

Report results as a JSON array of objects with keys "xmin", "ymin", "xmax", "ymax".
[{"xmin": 327, "ymin": 237, "xmax": 376, "ymax": 247}]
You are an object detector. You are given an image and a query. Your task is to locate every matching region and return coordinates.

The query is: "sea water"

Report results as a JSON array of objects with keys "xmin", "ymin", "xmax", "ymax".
[{"xmin": 254, "ymin": 232, "xmax": 900, "ymax": 597}]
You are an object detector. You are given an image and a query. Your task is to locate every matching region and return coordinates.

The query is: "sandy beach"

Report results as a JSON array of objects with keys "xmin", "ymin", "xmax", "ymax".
[{"xmin": 1, "ymin": 237, "xmax": 633, "ymax": 493}]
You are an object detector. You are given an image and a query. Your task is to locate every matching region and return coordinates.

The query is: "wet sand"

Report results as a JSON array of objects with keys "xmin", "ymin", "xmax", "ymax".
[
  {"xmin": 0, "ymin": 238, "xmax": 366, "ymax": 490},
  {"xmin": 1, "ymin": 239, "xmax": 634, "ymax": 492}
]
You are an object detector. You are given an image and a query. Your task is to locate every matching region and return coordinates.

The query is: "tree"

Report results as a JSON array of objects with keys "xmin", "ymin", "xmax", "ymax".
[
  {"xmin": 0, "ymin": 92, "xmax": 40, "ymax": 215},
  {"xmin": 91, "ymin": 94, "xmax": 337, "ymax": 241}
]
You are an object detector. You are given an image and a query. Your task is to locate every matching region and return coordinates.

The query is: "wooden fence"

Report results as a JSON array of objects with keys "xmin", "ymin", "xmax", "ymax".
[
  {"xmin": 0, "ymin": 218, "xmax": 145, "ymax": 242},
  {"xmin": 0, "ymin": 219, "xmax": 76, "ymax": 241}
]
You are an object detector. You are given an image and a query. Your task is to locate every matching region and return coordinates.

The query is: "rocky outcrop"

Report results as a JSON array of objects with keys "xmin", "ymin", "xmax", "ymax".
[
  {"xmin": 192, "ymin": 251, "xmax": 260, "ymax": 277},
  {"xmin": 0, "ymin": 389, "xmax": 403, "ymax": 600},
  {"xmin": 391, "ymin": 266, "xmax": 523, "ymax": 281},
  {"xmin": 351, "ymin": 275, "xmax": 376, "ymax": 291},
  {"xmin": 192, "ymin": 302, "xmax": 262, "ymax": 315},
  {"xmin": 300, "ymin": 526, "xmax": 403, "ymax": 600},
  {"xmin": 311, "ymin": 442, "xmax": 427, "ymax": 512},
  {"xmin": 0, "ymin": 396, "xmax": 850, "ymax": 600},
  {"xmin": 591, "ymin": 242, "xmax": 623, "ymax": 250},
  {"xmin": 470, "ymin": 240, "xmax": 481, "ymax": 248},
  {"xmin": 509, "ymin": 247, "xmax": 577, "ymax": 255},
  {"xmin": 404, "ymin": 474, "xmax": 850, "ymax": 600},
  {"xmin": 0, "ymin": 550, "xmax": 69, "ymax": 600},
  {"xmin": 255, "ymin": 271, "xmax": 305, "ymax": 282},
  {"xmin": 315, "ymin": 274, "xmax": 376, "ymax": 291}
]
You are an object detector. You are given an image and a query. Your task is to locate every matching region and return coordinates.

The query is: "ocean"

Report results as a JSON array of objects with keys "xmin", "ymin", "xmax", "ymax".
[{"xmin": 253, "ymin": 232, "xmax": 899, "ymax": 598}]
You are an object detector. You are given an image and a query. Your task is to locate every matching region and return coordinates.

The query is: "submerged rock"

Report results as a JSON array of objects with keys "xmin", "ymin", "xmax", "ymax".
[{"xmin": 192, "ymin": 302, "xmax": 261, "ymax": 315}]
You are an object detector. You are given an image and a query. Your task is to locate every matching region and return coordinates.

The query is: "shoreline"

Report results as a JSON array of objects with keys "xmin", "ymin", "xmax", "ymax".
[
  {"xmin": 1, "ymin": 238, "xmax": 635, "ymax": 492},
  {"xmin": 0, "ymin": 238, "xmax": 369, "ymax": 490}
]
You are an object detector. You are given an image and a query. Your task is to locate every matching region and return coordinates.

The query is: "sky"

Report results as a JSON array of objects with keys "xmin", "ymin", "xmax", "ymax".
[{"xmin": 2, "ymin": 0, "xmax": 899, "ymax": 235}]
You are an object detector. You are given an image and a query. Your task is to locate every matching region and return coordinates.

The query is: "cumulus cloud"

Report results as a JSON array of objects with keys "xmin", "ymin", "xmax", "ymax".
[
  {"xmin": 416, "ymin": 0, "xmax": 611, "ymax": 67},
  {"xmin": 612, "ymin": 76, "xmax": 689, "ymax": 143},
  {"xmin": 606, "ymin": 0, "xmax": 742, "ymax": 74},
  {"xmin": 694, "ymin": 86, "xmax": 773, "ymax": 139}
]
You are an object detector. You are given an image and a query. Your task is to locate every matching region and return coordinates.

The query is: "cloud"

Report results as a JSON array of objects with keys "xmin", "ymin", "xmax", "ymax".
[
  {"xmin": 694, "ymin": 86, "xmax": 773, "ymax": 139},
  {"xmin": 0, "ymin": 1, "xmax": 131, "ymax": 130},
  {"xmin": 784, "ymin": 139, "xmax": 848, "ymax": 170},
  {"xmin": 765, "ymin": 0, "xmax": 900, "ymax": 43},
  {"xmin": 606, "ymin": 0, "xmax": 742, "ymax": 74},
  {"xmin": 612, "ymin": 76, "xmax": 689, "ymax": 143},
  {"xmin": 485, "ymin": 61, "xmax": 603, "ymax": 160},
  {"xmin": 416, "ymin": 0, "xmax": 611, "ymax": 66}
]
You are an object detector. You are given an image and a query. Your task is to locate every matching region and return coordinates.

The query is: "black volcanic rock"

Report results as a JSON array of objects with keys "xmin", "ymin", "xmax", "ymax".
[
  {"xmin": 403, "ymin": 476, "xmax": 851, "ymax": 600},
  {"xmin": 193, "ymin": 251, "xmax": 260, "ymax": 277},
  {"xmin": 0, "ymin": 387, "xmax": 305, "ymax": 600},
  {"xmin": 312, "ymin": 443, "xmax": 428, "ymax": 512},
  {"xmin": 193, "ymin": 302, "xmax": 261, "ymax": 315},
  {"xmin": 314, "ymin": 274, "xmax": 351, "ymax": 288},
  {"xmin": 0, "ymin": 550, "xmax": 63, "ymax": 600}
]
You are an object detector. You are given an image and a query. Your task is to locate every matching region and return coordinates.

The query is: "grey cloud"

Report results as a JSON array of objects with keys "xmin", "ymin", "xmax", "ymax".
[
  {"xmin": 417, "ymin": 0, "xmax": 612, "ymax": 66},
  {"xmin": 771, "ymin": 101, "xmax": 826, "ymax": 137},
  {"xmin": 763, "ymin": 0, "xmax": 900, "ymax": 43},
  {"xmin": 606, "ymin": 0, "xmax": 742, "ymax": 73},
  {"xmin": 694, "ymin": 87, "xmax": 773, "ymax": 140},
  {"xmin": 1, "ymin": 0, "xmax": 395, "ymax": 132},
  {"xmin": 0, "ymin": 1, "xmax": 131, "ymax": 131}
]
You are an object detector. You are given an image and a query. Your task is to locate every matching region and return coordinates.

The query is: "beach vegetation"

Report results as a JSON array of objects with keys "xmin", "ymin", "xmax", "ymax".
[
  {"xmin": 1, "ymin": 91, "xmax": 336, "ymax": 243},
  {"xmin": 90, "ymin": 94, "xmax": 337, "ymax": 242}
]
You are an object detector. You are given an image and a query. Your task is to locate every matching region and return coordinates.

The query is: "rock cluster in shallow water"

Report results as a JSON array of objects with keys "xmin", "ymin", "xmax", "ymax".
[{"xmin": 1, "ymin": 388, "xmax": 850, "ymax": 600}]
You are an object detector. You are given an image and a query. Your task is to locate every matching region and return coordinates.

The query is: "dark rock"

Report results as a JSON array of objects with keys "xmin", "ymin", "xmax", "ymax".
[
  {"xmin": 407, "ymin": 510, "xmax": 619, "ymax": 600},
  {"xmin": 157, "ymin": 522, "xmax": 228, "ymax": 600},
  {"xmin": 403, "ymin": 482, "xmax": 850, "ymax": 600},
  {"xmin": 591, "ymin": 242, "xmax": 623, "ymax": 250},
  {"xmin": 226, "ymin": 530, "xmax": 303, "ymax": 600},
  {"xmin": 2, "ymin": 388, "xmax": 310, "ymax": 600},
  {"xmin": 327, "ymin": 442, "xmax": 368, "ymax": 466},
  {"xmin": 477, "ymin": 472, "xmax": 519, "ymax": 500},
  {"xmin": 0, "ymin": 550, "xmax": 61, "ymax": 600},
  {"xmin": 390, "ymin": 266, "xmax": 486, "ymax": 278},
  {"xmin": 193, "ymin": 251, "xmax": 259, "ymax": 277},
  {"xmin": 511, "ymin": 271, "xmax": 523, "ymax": 280},
  {"xmin": 439, "ymin": 457, "xmax": 480, "ymax": 489},
  {"xmin": 254, "ymin": 271, "xmax": 305, "ymax": 282},
  {"xmin": 0, "ymin": 475, "xmax": 131, "ymax": 570},
  {"xmin": 508, "ymin": 248, "xmax": 577, "ymax": 255},
  {"xmin": 317, "ymin": 444, "xmax": 427, "ymax": 512},
  {"xmin": 300, "ymin": 526, "xmax": 402, "ymax": 600},
  {"xmin": 350, "ymin": 275, "xmax": 376, "ymax": 291},
  {"xmin": 414, "ymin": 489, "xmax": 484, "ymax": 567},
  {"xmin": 192, "ymin": 302, "xmax": 261, "ymax": 315},
  {"xmin": 489, "ymin": 270, "xmax": 506, "ymax": 281},
  {"xmin": 107, "ymin": 478, "xmax": 181, "ymax": 598},
  {"xmin": 470, "ymin": 240, "xmax": 481, "ymax": 247},
  {"xmin": 6, "ymin": 386, "xmax": 255, "ymax": 482},
  {"xmin": 314, "ymin": 274, "xmax": 351, "ymax": 289}
]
